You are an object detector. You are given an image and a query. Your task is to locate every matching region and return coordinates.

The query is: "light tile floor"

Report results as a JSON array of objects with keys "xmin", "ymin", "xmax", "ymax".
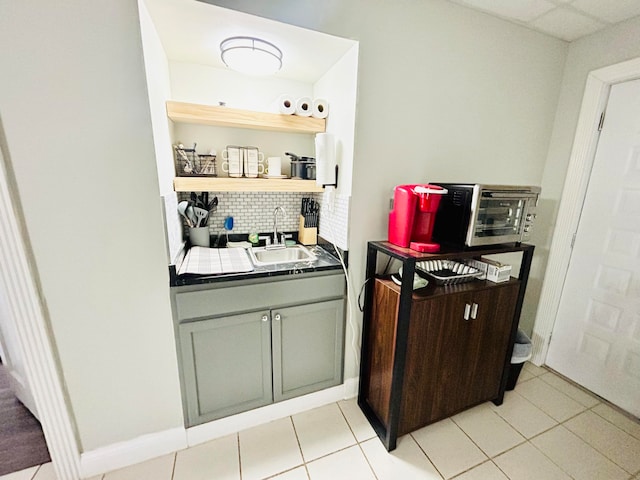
[{"xmin": 3, "ymin": 363, "xmax": 640, "ymax": 480}]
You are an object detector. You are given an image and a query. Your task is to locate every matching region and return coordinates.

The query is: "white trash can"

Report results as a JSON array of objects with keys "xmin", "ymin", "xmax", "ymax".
[{"xmin": 506, "ymin": 329, "xmax": 532, "ymax": 390}]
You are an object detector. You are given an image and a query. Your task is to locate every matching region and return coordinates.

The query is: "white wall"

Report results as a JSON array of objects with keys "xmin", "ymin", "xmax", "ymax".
[
  {"xmin": 538, "ymin": 16, "xmax": 640, "ymax": 246},
  {"xmin": 529, "ymin": 16, "xmax": 640, "ymax": 340},
  {"xmin": 0, "ymin": 1, "xmax": 184, "ymax": 451},
  {"xmin": 170, "ymin": 62, "xmax": 313, "ymax": 113},
  {"xmin": 313, "ymin": 44, "xmax": 359, "ymax": 198},
  {"xmin": 0, "ymin": 0, "xmax": 573, "ymax": 458},
  {"xmin": 139, "ymin": 0, "xmax": 184, "ymax": 264},
  {"xmin": 139, "ymin": 0, "xmax": 175, "ymax": 196},
  {"xmin": 204, "ymin": 0, "xmax": 568, "ymax": 379}
]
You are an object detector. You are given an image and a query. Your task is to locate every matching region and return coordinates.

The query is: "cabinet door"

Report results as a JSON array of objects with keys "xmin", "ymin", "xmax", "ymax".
[
  {"xmin": 179, "ymin": 311, "xmax": 272, "ymax": 426},
  {"xmin": 399, "ymin": 284, "xmax": 518, "ymax": 435},
  {"xmin": 272, "ymin": 299, "xmax": 345, "ymax": 402},
  {"xmin": 460, "ymin": 284, "xmax": 519, "ymax": 406}
]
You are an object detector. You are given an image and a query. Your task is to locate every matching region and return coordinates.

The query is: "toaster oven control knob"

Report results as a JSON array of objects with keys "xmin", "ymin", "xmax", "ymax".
[{"xmin": 524, "ymin": 226, "xmax": 531, "ymax": 232}]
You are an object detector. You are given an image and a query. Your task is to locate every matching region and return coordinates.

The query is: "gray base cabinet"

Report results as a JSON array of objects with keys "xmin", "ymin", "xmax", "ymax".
[
  {"xmin": 180, "ymin": 311, "xmax": 273, "ymax": 423},
  {"xmin": 274, "ymin": 299, "xmax": 345, "ymax": 402},
  {"xmin": 173, "ymin": 272, "xmax": 346, "ymax": 427}
]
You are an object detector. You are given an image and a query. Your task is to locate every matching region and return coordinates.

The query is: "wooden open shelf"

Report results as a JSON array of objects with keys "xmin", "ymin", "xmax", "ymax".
[
  {"xmin": 166, "ymin": 101, "xmax": 326, "ymax": 134},
  {"xmin": 173, "ymin": 177, "xmax": 324, "ymax": 193}
]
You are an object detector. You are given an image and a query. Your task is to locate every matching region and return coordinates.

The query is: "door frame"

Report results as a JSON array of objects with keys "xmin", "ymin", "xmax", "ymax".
[
  {"xmin": 532, "ymin": 56, "xmax": 640, "ymax": 364},
  {"xmin": 0, "ymin": 124, "xmax": 81, "ymax": 478}
]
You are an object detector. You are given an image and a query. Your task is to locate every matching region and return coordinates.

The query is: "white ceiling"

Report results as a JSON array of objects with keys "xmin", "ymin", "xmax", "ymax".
[
  {"xmin": 446, "ymin": 0, "xmax": 640, "ymax": 41},
  {"xmin": 143, "ymin": 0, "xmax": 355, "ymax": 83},
  {"xmin": 144, "ymin": 0, "xmax": 640, "ymax": 84}
]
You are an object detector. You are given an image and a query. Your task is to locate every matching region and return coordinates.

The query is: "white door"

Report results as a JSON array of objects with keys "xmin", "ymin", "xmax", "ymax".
[{"xmin": 546, "ymin": 79, "xmax": 640, "ymax": 417}]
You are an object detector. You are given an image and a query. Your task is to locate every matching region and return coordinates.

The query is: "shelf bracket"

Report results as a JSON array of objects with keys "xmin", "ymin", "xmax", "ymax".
[{"xmin": 322, "ymin": 165, "xmax": 339, "ymax": 189}]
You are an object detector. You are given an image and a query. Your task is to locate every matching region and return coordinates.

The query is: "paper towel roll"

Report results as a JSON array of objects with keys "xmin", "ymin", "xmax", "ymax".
[
  {"xmin": 315, "ymin": 133, "xmax": 336, "ymax": 186},
  {"xmin": 277, "ymin": 94, "xmax": 296, "ymax": 115},
  {"xmin": 312, "ymin": 98, "xmax": 329, "ymax": 119},
  {"xmin": 295, "ymin": 97, "xmax": 313, "ymax": 117}
]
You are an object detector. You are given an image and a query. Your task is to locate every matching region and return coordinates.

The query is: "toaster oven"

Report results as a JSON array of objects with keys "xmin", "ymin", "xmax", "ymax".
[{"xmin": 431, "ymin": 184, "xmax": 540, "ymax": 247}]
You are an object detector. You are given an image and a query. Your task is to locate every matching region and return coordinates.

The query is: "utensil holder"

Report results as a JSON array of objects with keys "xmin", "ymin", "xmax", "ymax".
[
  {"xmin": 174, "ymin": 146, "xmax": 217, "ymax": 177},
  {"xmin": 298, "ymin": 215, "xmax": 317, "ymax": 245},
  {"xmin": 188, "ymin": 227, "xmax": 210, "ymax": 247}
]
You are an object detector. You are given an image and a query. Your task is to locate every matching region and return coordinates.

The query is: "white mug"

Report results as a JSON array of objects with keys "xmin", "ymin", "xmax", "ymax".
[
  {"xmin": 243, "ymin": 147, "xmax": 264, "ymax": 178},
  {"xmin": 222, "ymin": 146, "xmax": 243, "ymax": 177},
  {"xmin": 265, "ymin": 157, "xmax": 282, "ymax": 177}
]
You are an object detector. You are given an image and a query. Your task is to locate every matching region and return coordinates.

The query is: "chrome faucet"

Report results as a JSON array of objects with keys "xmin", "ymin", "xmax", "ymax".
[{"xmin": 270, "ymin": 206, "xmax": 287, "ymax": 248}]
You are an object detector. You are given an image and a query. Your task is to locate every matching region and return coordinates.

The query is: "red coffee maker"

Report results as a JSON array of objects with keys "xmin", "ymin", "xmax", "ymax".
[{"xmin": 388, "ymin": 184, "xmax": 448, "ymax": 252}]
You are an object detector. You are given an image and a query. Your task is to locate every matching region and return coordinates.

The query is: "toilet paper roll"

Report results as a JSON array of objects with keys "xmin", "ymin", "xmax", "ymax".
[
  {"xmin": 295, "ymin": 97, "xmax": 313, "ymax": 117},
  {"xmin": 315, "ymin": 133, "xmax": 336, "ymax": 186},
  {"xmin": 276, "ymin": 94, "xmax": 296, "ymax": 115},
  {"xmin": 312, "ymin": 98, "xmax": 329, "ymax": 119}
]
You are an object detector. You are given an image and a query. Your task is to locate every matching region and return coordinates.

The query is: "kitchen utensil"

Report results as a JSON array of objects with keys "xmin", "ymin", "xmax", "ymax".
[
  {"xmin": 207, "ymin": 196, "xmax": 218, "ymax": 211},
  {"xmin": 178, "ymin": 201, "xmax": 193, "ymax": 227},
  {"xmin": 191, "ymin": 192, "xmax": 208, "ymax": 210},
  {"xmin": 186, "ymin": 204, "xmax": 197, "ymax": 228},
  {"xmin": 306, "ymin": 163, "xmax": 316, "ymax": 180},
  {"xmin": 188, "ymin": 226, "xmax": 210, "ymax": 247},
  {"xmin": 193, "ymin": 207, "xmax": 209, "ymax": 227}
]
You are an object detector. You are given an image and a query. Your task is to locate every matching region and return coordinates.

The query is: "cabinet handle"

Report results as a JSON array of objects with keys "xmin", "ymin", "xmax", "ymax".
[
  {"xmin": 463, "ymin": 303, "xmax": 471, "ymax": 321},
  {"xmin": 274, "ymin": 313, "xmax": 281, "ymax": 321},
  {"xmin": 261, "ymin": 314, "xmax": 269, "ymax": 322},
  {"xmin": 471, "ymin": 303, "xmax": 479, "ymax": 320}
]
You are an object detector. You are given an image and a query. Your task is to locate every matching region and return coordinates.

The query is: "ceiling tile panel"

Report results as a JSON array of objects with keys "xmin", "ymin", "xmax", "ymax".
[
  {"xmin": 571, "ymin": 0, "xmax": 640, "ymax": 24},
  {"xmin": 456, "ymin": 0, "xmax": 555, "ymax": 22},
  {"xmin": 531, "ymin": 6, "xmax": 606, "ymax": 41}
]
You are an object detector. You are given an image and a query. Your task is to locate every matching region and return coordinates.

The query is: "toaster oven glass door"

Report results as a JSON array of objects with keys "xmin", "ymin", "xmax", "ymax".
[{"xmin": 474, "ymin": 196, "xmax": 525, "ymax": 239}]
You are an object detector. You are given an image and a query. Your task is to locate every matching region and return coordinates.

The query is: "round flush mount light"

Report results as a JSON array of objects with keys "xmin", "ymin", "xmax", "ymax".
[{"xmin": 220, "ymin": 36, "xmax": 283, "ymax": 76}]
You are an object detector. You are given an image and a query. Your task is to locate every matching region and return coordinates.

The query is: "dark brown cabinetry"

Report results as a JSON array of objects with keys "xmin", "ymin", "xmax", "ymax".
[{"xmin": 359, "ymin": 241, "xmax": 534, "ymax": 451}]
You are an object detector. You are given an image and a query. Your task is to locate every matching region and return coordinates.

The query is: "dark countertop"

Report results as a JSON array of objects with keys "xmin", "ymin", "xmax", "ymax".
[{"xmin": 169, "ymin": 239, "xmax": 346, "ymax": 287}]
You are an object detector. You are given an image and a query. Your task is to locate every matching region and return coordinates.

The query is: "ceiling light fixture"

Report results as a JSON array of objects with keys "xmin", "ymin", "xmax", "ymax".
[{"xmin": 220, "ymin": 36, "xmax": 283, "ymax": 76}]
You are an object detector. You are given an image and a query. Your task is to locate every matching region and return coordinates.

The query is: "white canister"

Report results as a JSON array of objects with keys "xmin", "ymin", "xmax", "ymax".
[
  {"xmin": 222, "ymin": 146, "xmax": 243, "ymax": 177},
  {"xmin": 265, "ymin": 157, "xmax": 282, "ymax": 177}
]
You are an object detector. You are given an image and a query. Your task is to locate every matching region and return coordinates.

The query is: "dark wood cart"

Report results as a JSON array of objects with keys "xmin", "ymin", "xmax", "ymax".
[{"xmin": 358, "ymin": 241, "xmax": 534, "ymax": 451}]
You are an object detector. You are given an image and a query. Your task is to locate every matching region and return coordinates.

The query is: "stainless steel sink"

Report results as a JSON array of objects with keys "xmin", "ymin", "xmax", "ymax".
[{"xmin": 248, "ymin": 245, "xmax": 316, "ymax": 266}]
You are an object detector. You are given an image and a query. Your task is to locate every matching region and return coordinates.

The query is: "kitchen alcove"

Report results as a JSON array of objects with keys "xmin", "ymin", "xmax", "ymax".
[{"xmin": 142, "ymin": 0, "xmax": 360, "ymax": 260}]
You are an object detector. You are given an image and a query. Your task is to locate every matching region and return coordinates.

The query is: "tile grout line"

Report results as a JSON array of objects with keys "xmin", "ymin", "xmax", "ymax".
[
  {"xmin": 534, "ymin": 368, "xmax": 640, "ymax": 475},
  {"xmin": 562, "ymin": 406, "xmax": 640, "ymax": 476},
  {"xmin": 288, "ymin": 413, "xmax": 310, "ymax": 479},
  {"xmin": 408, "ymin": 432, "xmax": 447, "ymax": 480},
  {"xmin": 169, "ymin": 451, "xmax": 177, "ymax": 480},
  {"xmin": 236, "ymin": 432, "xmax": 243, "ymax": 480},
  {"xmin": 335, "ymin": 400, "xmax": 380, "ymax": 479}
]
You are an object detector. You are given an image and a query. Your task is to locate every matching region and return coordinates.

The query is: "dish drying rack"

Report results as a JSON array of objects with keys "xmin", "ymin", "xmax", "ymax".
[
  {"xmin": 174, "ymin": 144, "xmax": 217, "ymax": 177},
  {"xmin": 416, "ymin": 260, "xmax": 482, "ymax": 285}
]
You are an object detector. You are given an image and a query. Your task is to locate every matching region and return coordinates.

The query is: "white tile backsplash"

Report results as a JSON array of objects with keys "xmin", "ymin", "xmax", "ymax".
[{"xmin": 176, "ymin": 191, "xmax": 349, "ymax": 249}]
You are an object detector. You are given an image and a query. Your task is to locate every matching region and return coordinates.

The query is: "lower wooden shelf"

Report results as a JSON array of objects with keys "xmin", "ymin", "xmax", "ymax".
[{"xmin": 173, "ymin": 177, "xmax": 324, "ymax": 193}]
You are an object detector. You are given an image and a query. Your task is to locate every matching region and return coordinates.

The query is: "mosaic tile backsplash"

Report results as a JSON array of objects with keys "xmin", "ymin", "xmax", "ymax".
[{"xmin": 178, "ymin": 191, "xmax": 350, "ymax": 250}]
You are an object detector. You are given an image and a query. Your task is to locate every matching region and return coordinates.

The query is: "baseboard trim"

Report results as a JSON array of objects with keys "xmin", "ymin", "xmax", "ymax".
[
  {"xmin": 187, "ymin": 382, "xmax": 353, "ymax": 447},
  {"xmin": 343, "ymin": 376, "xmax": 359, "ymax": 399},
  {"xmin": 78, "ymin": 380, "xmax": 361, "ymax": 476},
  {"xmin": 79, "ymin": 427, "xmax": 187, "ymax": 478}
]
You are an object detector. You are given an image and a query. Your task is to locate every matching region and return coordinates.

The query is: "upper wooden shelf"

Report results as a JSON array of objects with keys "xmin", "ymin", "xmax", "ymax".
[
  {"xmin": 174, "ymin": 177, "xmax": 324, "ymax": 193},
  {"xmin": 166, "ymin": 101, "xmax": 326, "ymax": 134}
]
